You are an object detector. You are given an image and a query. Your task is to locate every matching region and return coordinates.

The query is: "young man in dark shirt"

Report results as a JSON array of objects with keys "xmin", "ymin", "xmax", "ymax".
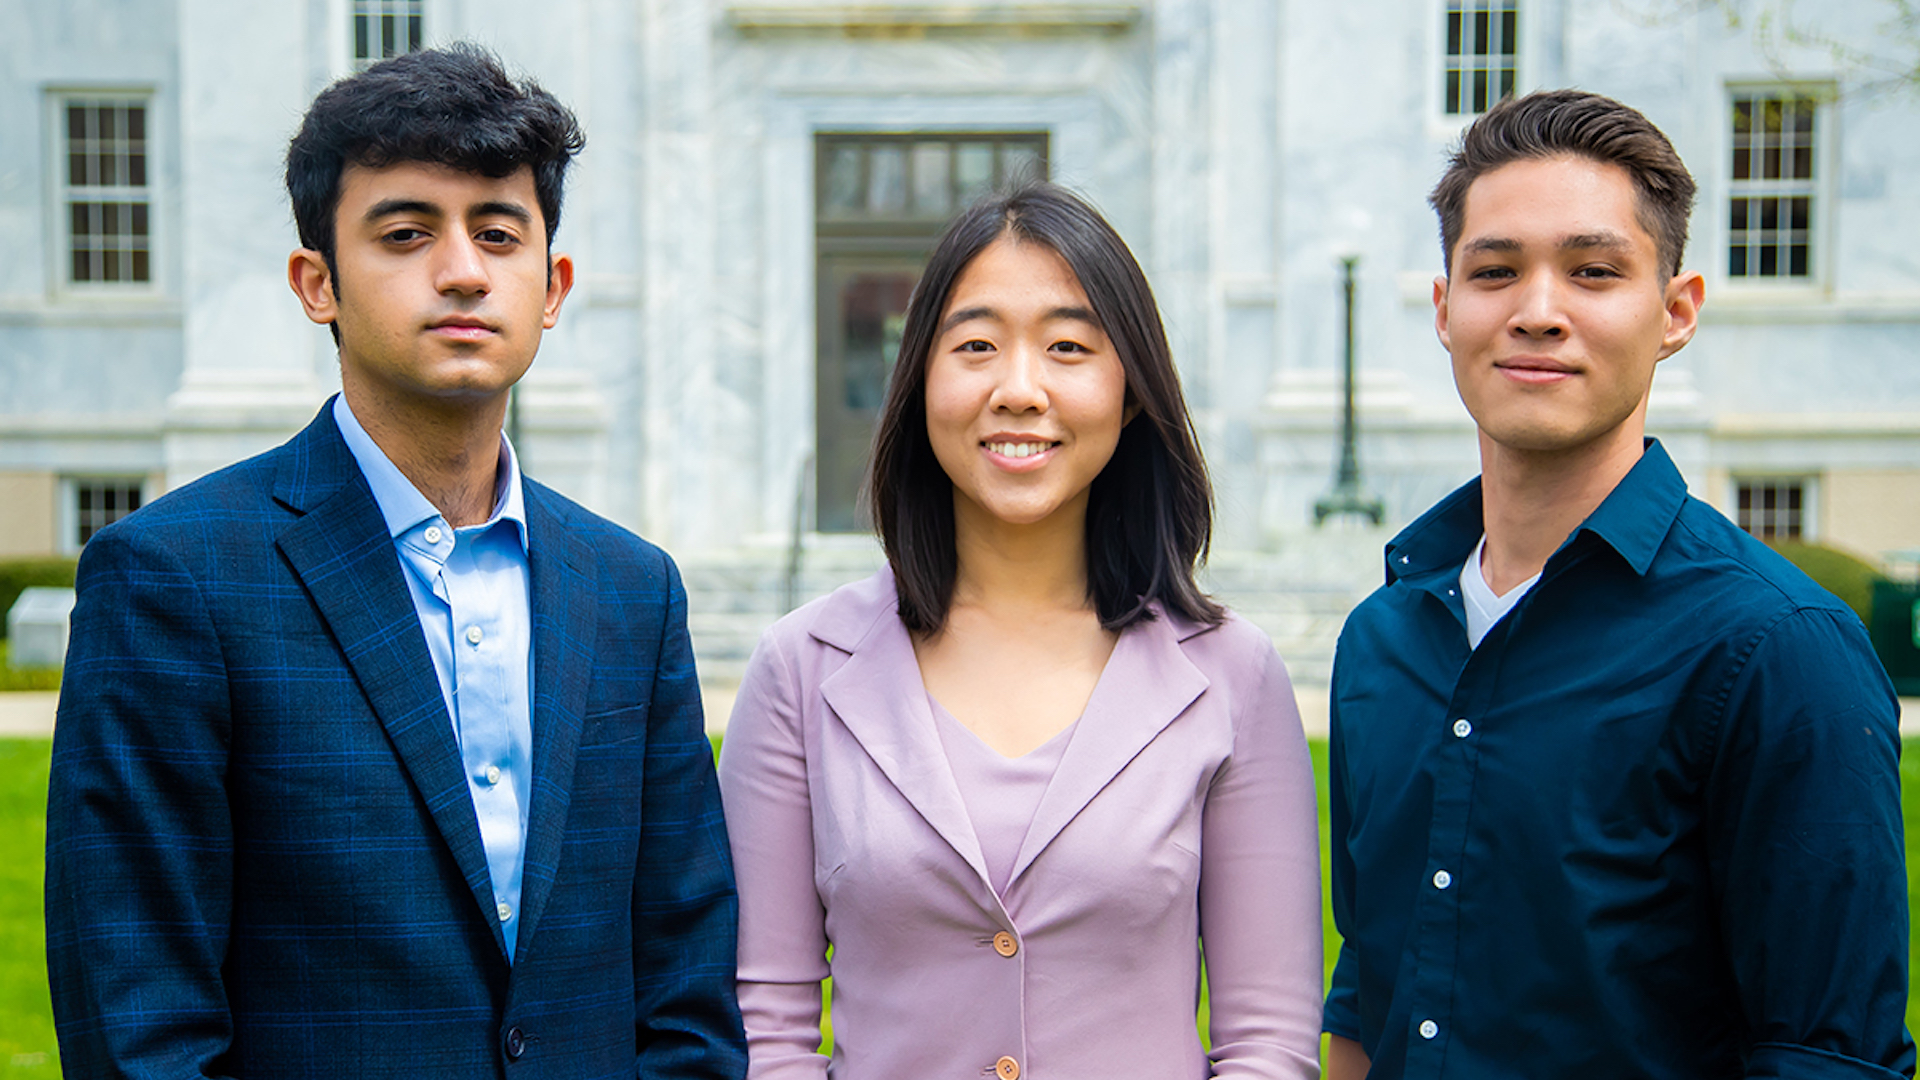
[{"xmin": 1322, "ymin": 89, "xmax": 1911, "ymax": 1079}]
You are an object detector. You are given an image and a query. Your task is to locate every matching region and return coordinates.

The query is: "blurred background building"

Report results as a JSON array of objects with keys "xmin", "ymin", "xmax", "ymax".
[{"xmin": 3, "ymin": 0, "xmax": 1917, "ymax": 685}]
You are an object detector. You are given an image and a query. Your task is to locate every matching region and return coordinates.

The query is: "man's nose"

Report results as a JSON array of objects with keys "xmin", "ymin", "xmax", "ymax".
[{"xmin": 435, "ymin": 233, "xmax": 489, "ymax": 295}]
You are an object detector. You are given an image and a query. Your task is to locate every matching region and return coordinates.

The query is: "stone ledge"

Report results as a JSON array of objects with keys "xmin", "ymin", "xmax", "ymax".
[{"xmin": 726, "ymin": 3, "xmax": 1142, "ymax": 36}]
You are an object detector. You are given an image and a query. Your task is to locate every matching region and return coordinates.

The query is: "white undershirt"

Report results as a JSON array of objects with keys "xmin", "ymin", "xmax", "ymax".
[{"xmin": 1460, "ymin": 534, "xmax": 1541, "ymax": 649}]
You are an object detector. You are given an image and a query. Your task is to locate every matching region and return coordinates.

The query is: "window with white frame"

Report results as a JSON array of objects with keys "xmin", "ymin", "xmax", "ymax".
[
  {"xmin": 353, "ymin": 0, "xmax": 423, "ymax": 70},
  {"xmin": 71, "ymin": 478, "xmax": 144, "ymax": 548},
  {"xmin": 1728, "ymin": 91, "xmax": 1818, "ymax": 280},
  {"xmin": 60, "ymin": 96, "xmax": 152, "ymax": 286},
  {"xmin": 1735, "ymin": 478, "xmax": 1806, "ymax": 541},
  {"xmin": 1444, "ymin": 0, "xmax": 1517, "ymax": 115}
]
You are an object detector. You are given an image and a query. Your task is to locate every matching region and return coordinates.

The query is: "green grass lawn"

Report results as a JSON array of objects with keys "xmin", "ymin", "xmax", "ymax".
[{"xmin": 8, "ymin": 735, "xmax": 1920, "ymax": 1074}]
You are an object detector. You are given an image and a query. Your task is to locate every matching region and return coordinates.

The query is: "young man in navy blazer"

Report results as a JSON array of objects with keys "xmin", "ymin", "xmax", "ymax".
[
  {"xmin": 1322, "ymin": 90, "xmax": 1910, "ymax": 1079},
  {"xmin": 45, "ymin": 45, "xmax": 746, "ymax": 1078}
]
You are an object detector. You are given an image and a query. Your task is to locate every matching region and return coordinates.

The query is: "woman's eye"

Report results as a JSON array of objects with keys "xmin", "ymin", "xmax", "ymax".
[
  {"xmin": 1052, "ymin": 340, "xmax": 1088, "ymax": 354},
  {"xmin": 956, "ymin": 339, "xmax": 994, "ymax": 353}
]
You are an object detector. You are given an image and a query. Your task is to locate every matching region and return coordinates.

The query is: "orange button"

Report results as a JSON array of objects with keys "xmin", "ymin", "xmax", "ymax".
[
  {"xmin": 995, "ymin": 1056, "xmax": 1020, "ymax": 1080},
  {"xmin": 992, "ymin": 931, "xmax": 1018, "ymax": 957}
]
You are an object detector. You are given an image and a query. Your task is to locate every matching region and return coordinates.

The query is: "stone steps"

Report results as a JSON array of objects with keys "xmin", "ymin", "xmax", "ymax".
[{"xmin": 678, "ymin": 528, "xmax": 1392, "ymax": 689}]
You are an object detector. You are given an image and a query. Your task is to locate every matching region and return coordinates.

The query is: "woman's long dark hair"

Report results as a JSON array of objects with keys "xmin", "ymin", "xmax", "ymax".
[{"xmin": 866, "ymin": 181, "xmax": 1223, "ymax": 634}]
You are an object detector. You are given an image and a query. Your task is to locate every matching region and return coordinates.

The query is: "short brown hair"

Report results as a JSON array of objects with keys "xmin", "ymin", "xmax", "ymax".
[
  {"xmin": 1430, "ymin": 89, "xmax": 1696, "ymax": 277},
  {"xmin": 867, "ymin": 182, "xmax": 1224, "ymax": 635}
]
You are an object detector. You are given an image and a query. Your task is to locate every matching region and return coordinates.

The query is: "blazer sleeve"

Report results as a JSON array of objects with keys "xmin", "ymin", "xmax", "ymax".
[
  {"xmin": 632, "ymin": 555, "xmax": 749, "ymax": 1078},
  {"xmin": 1197, "ymin": 641, "xmax": 1325, "ymax": 1080},
  {"xmin": 717, "ymin": 627, "xmax": 832, "ymax": 1079},
  {"xmin": 44, "ymin": 525, "xmax": 240, "ymax": 1079}
]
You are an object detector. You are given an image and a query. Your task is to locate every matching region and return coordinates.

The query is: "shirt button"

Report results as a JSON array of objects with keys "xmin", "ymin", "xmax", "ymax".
[
  {"xmin": 484, "ymin": 765, "xmax": 502, "ymax": 786},
  {"xmin": 466, "ymin": 625, "xmax": 485, "ymax": 646},
  {"xmin": 1453, "ymin": 718, "xmax": 1472, "ymax": 738},
  {"xmin": 497, "ymin": 901, "xmax": 513, "ymax": 922},
  {"xmin": 423, "ymin": 525, "xmax": 442, "ymax": 544},
  {"xmin": 992, "ymin": 931, "xmax": 1018, "ymax": 957},
  {"xmin": 995, "ymin": 1056, "xmax": 1021, "ymax": 1080},
  {"xmin": 1419, "ymin": 1019, "xmax": 1439, "ymax": 1040},
  {"xmin": 1399, "ymin": 555, "xmax": 1410, "ymax": 565},
  {"xmin": 1433, "ymin": 869, "xmax": 1453, "ymax": 890}
]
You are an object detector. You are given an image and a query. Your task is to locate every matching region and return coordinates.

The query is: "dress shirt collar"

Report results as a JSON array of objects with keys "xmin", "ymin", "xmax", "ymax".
[
  {"xmin": 1383, "ymin": 437, "xmax": 1688, "ymax": 586},
  {"xmin": 331, "ymin": 393, "xmax": 528, "ymax": 554}
]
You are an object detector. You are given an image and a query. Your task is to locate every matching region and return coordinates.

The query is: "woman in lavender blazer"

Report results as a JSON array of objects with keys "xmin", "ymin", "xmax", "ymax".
[{"xmin": 718, "ymin": 183, "xmax": 1322, "ymax": 1079}]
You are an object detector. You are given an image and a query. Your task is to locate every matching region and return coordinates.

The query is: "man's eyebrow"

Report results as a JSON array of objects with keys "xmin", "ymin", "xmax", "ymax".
[
  {"xmin": 1461, "ymin": 232, "xmax": 1635, "ymax": 256},
  {"xmin": 1560, "ymin": 230, "xmax": 1633, "ymax": 252},
  {"xmin": 1462, "ymin": 236, "xmax": 1522, "ymax": 255},
  {"xmin": 471, "ymin": 200, "xmax": 535, "ymax": 226},
  {"xmin": 363, "ymin": 198, "xmax": 441, "ymax": 224},
  {"xmin": 361, "ymin": 199, "xmax": 535, "ymax": 226}
]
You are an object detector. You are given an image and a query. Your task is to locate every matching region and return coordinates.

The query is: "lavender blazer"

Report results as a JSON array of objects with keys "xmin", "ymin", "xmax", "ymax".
[{"xmin": 717, "ymin": 570, "xmax": 1322, "ymax": 1079}]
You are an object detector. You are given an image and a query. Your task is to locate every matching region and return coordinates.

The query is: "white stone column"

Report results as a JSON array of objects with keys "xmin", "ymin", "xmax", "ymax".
[{"xmin": 163, "ymin": 0, "xmax": 330, "ymax": 490}]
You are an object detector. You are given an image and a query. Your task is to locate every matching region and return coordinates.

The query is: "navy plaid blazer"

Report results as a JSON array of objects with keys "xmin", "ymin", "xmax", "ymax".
[{"xmin": 45, "ymin": 404, "xmax": 747, "ymax": 1079}]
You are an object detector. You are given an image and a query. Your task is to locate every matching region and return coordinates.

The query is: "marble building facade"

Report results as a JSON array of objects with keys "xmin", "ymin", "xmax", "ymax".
[{"xmin": 3, "ymin": 0, "xmax": 1918, "ymax": 675}]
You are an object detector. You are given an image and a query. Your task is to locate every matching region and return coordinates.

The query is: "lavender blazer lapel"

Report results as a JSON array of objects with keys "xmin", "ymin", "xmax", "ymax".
[
  {"xmin": 1007, "ymin": 610, "xmax": 1212, "ymax": 886},
  {"xmin": 813, "ymin": 576, "xmax": 993, "ymax": 889},
  {"xmin": 511, "ymin": 483, "xmax": 597, "ymax": 961},
  {"xmin": 270, "ymin": 410, "xmax": 509, "ymax": 960}
]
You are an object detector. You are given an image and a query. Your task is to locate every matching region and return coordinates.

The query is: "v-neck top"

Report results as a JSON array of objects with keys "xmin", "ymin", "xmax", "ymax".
[{"xmin": 929, "ymin": 695, "xmax": 1076, "ymax": 896}]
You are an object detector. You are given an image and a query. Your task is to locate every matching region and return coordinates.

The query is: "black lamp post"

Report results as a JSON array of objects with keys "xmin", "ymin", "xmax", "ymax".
[{"xmin": 1314, "ymin": 255, "xmax": 1385, "ymax": 526}]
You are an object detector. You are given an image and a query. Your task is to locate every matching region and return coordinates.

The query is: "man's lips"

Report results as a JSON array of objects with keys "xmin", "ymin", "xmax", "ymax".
[
  {"xmin": 1495, "ymin": 357, "xmax": 1576, "ymax": 384},
  {"xmin": 427, "ymin": 317, "xmax": 497, "ymax": 340}
]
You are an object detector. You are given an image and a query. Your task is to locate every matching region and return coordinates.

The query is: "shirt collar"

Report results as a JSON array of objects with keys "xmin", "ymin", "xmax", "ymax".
[
  {"xmin": 1384, "ymin": 437, "xmax": 1688, "ymax": 586},
  {"xmin": 331, "ymin": 393, "xmax": 529, "ymax": 553}
]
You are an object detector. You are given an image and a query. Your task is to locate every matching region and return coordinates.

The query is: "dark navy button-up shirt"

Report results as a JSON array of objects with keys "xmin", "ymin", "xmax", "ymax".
[{"xmin": 1324, "ymin": 440, "xmax": 1913, "ymax": 1079}]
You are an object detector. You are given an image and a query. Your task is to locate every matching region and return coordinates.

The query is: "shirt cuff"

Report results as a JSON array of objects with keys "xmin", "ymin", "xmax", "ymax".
[{"xmin": 1745, "ymin": 1041, "xmax": 1913, "ymax": 1080}]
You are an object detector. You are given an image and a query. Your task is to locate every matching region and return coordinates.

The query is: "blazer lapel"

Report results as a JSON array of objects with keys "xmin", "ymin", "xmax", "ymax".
[
  {"xmin": 509, "ymin": 484, "xmax": 597, "ymax": 960},
  {"xmin": 1007, "ymin": 611, "xmax": 1211, "ymax": 886},
  {"xmin": 816, "ymin": 594, "xmax": 992, "ymax": 888},
  {"xmin": 272, "ymin": 407, "xmax": 508, "ymax": 959}
]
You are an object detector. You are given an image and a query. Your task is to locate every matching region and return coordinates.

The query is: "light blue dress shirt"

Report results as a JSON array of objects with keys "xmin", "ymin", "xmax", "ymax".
[{"xmin": 333, "ymin": 395, "xmax": 534, "ymax": 962}]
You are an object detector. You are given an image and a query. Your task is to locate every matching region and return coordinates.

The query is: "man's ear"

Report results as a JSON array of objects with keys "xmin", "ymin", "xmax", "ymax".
[
  {"xmin": 1656, "ymin": 269, "xmax": 1705, "ymax": 361},
  {"xmin": 288, "ymin": 249, "xmax": 337, "ymax": 327},
  {"xmin": 543, "ymin": 252, "xmax": 575, "ymax": 329},
  {"xmin": 1432, "ymin": 274, "xmax": 1451, "ymax": 351}
]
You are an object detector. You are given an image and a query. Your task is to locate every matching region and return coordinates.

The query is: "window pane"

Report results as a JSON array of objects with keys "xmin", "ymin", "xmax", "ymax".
[
  {"xmin": 866, "ymin": 145, "xmax": 907, "ymax": 215},
  {"xmin": 956, "ymin": 142, "xmax": 994, "ymax": 204},
  {"xmin": 1000, "ymin": 142, "xmax": 1044, "ymax": 187},
  {"xmin": 911, "ymin": 142, "xmax": 951, "ymax": 216},
  {"xmin": 822, "ymin": 144, "xmax": 863, "ymax": 216}
]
